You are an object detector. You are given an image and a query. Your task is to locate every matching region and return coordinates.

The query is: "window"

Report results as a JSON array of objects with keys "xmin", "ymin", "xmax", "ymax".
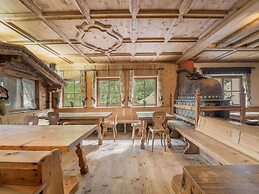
[
  {"xmin": 133, "ymin": 77, "xmax": 157, "ymax": 106},
  {"xmin": 63, "ymin": 80, "xmax": 82, "ymax": 107},
  {"xmin": 213, "ymin": 76, "xmax": 242, "ymax": 105},
  {"xmin": 97, "ymin": 78, "xmax": 120, "ymax": 107},
  {"xmin": 0, "ymin": 76, "xmax": 36, "ymax": 111}
]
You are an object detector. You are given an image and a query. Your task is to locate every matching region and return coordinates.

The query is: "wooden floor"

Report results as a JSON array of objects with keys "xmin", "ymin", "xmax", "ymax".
[{"xmin": 61, "ymin": 133, "xmax": 209, "ymax": 194}]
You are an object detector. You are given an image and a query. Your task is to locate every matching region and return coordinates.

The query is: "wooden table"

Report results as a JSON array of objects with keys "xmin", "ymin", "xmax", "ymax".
[
  {"xmin": 0, "ymin": 125, "xmax": 97, "ymax": 175},
  {"xmin": 136, "ymin": 112, "xmax": 175, "ymax": 149},
  {"xmin": 39, "ymin": 112, "xmax": 112, "ymax": 145},
  {"xmin": 181, "ymin": 165, "xmax": 259, "ymax": 194}
]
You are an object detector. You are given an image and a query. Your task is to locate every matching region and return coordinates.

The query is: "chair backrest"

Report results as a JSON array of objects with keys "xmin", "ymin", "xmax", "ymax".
[
  {"xmin": 152, "ymin": 111, "xmax": 166, "ymax": 129},
  {"xmin": 48, "ymin": 112, "xmax": 59, "ymax": 125},
  {"xmin": 23, "ymin": 115, "xmax": 39, "ymax": 125},
  {"xmin": 114, "ymin": 109, "xmax": 119, "ymax": 124}
]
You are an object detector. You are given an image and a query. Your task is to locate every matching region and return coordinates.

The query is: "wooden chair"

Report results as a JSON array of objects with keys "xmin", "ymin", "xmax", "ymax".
[
  {"xmin": 131, "ymin": 121, "xmax": 143, "ymax": 145},
  {"xmin": 102, "ymin": 112, "xmax": 118, "ymax": 142},
  {"xmin": 23, "ymin": 115, "xmax": 39, "ymax": 125},
  {"xmin": 0, "ymin": 149, "xmax": 79, "ymax": 194},
  {"xmin": 147, "ymin": 111, "xmax": 167, "ymax": 152},
  {"xmin": 48, "ymin": 112, "xmax": 60, "ymax": 125}
]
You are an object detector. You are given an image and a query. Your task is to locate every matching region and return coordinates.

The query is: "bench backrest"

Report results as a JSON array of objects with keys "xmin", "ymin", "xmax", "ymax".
[
  {"xmin": 0, "ymin": 150, "xmax": 64, "ymax": 194},
  {"xmin": 196, "ymin": 116, "xmax": 259, "ymax": 161}
]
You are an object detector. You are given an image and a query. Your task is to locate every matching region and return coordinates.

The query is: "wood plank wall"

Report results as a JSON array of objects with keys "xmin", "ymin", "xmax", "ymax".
[{"xmin": 57, "ymin": 63, "xmax": 178, "ymax": 120}]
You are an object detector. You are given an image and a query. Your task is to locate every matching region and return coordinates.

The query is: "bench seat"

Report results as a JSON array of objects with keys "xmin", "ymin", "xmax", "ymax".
[{"xmin": 169, "ymin": 120, "xmax": 258, "ymax": 165}]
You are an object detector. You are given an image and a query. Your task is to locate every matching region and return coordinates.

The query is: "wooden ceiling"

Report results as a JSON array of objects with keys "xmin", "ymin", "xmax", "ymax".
[{"xmin": 0, "ymin": 0, "xmax": 258, "ymax": 66}]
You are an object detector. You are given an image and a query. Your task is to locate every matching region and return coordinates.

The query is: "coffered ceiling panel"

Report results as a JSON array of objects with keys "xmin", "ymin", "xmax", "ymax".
[
  {"xmin": 46, "ymin": 44, "xmax": 78, "ymax": 55},
  {"xmin": 33, "ymin": 0, "xmax": 78, "ymax": 12},
  {"xmin": 156, "ymin": 55, "xmax": 180, "ymax": 62},
  {"xmin": 0, "ymin": 0, "xmax": 29, "ymax": 13},
  {"xmin": 191, "ymin": 0, "xmax": 240, "ymax": 10},
  {"xmin": 0, "ymin": 22, "xmax": 29, "ymax": 41},
  {"xmin": 195, "ymin": 50, "xmax": 231, "ymax": 62},
  {"xmin": 219, "ymin": 51, "xmax": 259, "ymax": 61},
  {"xmin": 169, "ymin": 19, "xmax": 217, "ymax": 38},
  {"xmin": 86, "ymin": 0, "xmax": 129, "ymax": 10},
  {"xmin": 139, "ymin": 0, "xmax": 182, "ymax": 9},
  {"xmin": 53, "ymin": 19, "xmax": 85, "ymax": 39},
  {"xmin": 96, "ymin": 19, "xmax": 131, "ymax": 38},
  {"xmin": 137, "ymin": 18, "xmax": 175, "ymax": 38},
  {"xmin": 12, "ymin": 21, "xmax": 61, "ymax": 40}
]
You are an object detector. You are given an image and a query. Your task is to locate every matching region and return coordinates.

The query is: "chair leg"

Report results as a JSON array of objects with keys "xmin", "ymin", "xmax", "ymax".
[
  {"xmin": 113, "ymin": 127, "xmax": 116, "ymax": 142},
  {"xmin": 160, "ymin": 134, "xmax": 163, "ymax": 146},
  {"xmin": 151, "ymin": 133, "xmax": 155, "ymax": 152},
  {"xmin": 132, "ymin": 126, "xmax": 135, "ymax": 145},
  {"xmin": 124, "ymin": 123, "xmax": 127, "ymax": 134},
  {"xmin": 102, "ymin": 127, "xmax": 107, "ymax": 136},
  {"xmin": 147, "ymin": 130, "xmax": 150, "ymax": 146},
  {"xmin": 164, "ymin": 133, "xmax": 166, "ymax": 152}
]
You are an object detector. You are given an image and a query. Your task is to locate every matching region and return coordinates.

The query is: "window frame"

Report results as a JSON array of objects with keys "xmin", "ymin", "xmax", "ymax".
[
  {"xmin": 63, "ymin": 79, "xmax": 83, "ymax": 107},
  {"xmin": 0, "ymin": 76, "xmax": 37, "ymax": 112},
  {"xmin": 132, "ymin": 76, "xmax": 158, "ymax": 107},
  {"xmin": 212, "ymin": 75, "xmax": 243, "ymax": 105},
  {"xmin": 96, "ymin": 77, "xmax": 121, "ymax": 108}
]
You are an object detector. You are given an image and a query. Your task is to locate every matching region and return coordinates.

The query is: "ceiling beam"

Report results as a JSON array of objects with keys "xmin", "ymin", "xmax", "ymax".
[
  {"xmin": 0, "ymin": 9, "xmax": 228, "ymax": 22},
  {"xmin": 129, "ymin": 0, "xmax": 140, "ymax": 62},
  {"xmin": 74, "ymin": 0, "xmax": 91, "ymax": 23},
  {"xmin": 177, "ymin": 0, "xmax": 259, "ymax": 63},
  {"xmin": 247, "ymin": 40, "xmax": 259, "ymax": 48},
  {"xmin": 231, "ymin": 30, "xmax": 259, "ymax": 48},
  {"xmin": 217, "ymin": 18, "xmax": 259, "ymax": 48},
  {"xmin": 19, "ymin": 0, "xmax": 92, "ymax": 63}
]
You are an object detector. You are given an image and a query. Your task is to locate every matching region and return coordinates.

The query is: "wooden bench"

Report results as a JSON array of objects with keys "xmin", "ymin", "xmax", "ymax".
[
  {"xmin": 0, "ymin": 150, "xmax": 78, "ymax": 194},
  {"xmin": 168, "ymin": 116, "xmax": 259, "ymax": 165}
]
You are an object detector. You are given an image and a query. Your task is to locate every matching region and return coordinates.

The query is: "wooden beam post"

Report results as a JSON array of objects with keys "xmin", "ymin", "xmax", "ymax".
[
  {"xmin": 240, "ymin": 87, "xmax": 246, "ymax": 124},
  {"xmin": 195, "ymin": 89, "xmax": 201, "ymax": 127}
]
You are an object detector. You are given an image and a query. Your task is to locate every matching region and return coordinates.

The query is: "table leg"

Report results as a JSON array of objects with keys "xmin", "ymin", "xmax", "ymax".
[
  {"xmin": 98, "ymin": 119, "xmax": 103, "ymax": 145},
  {"xmin": 75, "ymin": 143, "xmax": 88, "ymax": 175},
  {"xmin": 140, "ymin": 120, "xmax": 147, "ymax": 149},
  {"xmin": 124, "ymin": 123, "xmax": 127, "ymax": 134}
]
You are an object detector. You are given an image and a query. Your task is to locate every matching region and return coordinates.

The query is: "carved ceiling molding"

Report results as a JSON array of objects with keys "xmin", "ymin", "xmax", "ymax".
[{"xmin": 76, "ymin": 21, "xmax": 123, "ymax": 54}]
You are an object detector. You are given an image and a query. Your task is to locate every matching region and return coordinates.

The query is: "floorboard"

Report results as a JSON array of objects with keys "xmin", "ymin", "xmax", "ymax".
[{"xmin": 61, "ymin": 133, "xmax": 209, "ymax": 194}]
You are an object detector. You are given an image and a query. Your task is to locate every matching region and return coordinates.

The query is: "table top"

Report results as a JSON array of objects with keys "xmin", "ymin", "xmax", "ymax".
[
  {"xmin": 184, "ymin": 165, "xmax": 259, "ymax": 194},
  {"xmin": 39, "ymin": 112, "xmax": 113, "ymax": 120},
  {"xmin": 136, "ymin": 112, "xmax": 175, "ymax": 120},
  {"xmin": 0, "ymin": 125, "xmax": 97, "ymax": 152}
]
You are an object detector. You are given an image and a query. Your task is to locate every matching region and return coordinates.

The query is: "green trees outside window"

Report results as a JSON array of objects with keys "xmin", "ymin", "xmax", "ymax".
[
  {"xmin": 133, "ymin": 78, "xmax": 157, "ymax": 106},
  {"xmin": 97, "ymin": 79, "xmax": 120, "ymax": 107},
  {"xmin": 63, "ymin": 80, "xmax": 82, "ymax": 107}
]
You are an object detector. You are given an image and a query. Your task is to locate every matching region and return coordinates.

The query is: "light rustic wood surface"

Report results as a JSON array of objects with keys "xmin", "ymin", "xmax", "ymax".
[
  {"xmin": 0, "ymin": 125, "xmax": 97, "ymax": 152},
  {"xmin": 136, "ymin": 112, "xmax": 175, "ymax": 121},
  {"xmin": 182, "ymin": 165, "xmax": 259, "ymax": 194},
  {"xmin": 39, "ymin": 112, "xmax": 112, "ymax": 120},
  {"xmin": 61, "ymin": 134, "xmax": 209, "ymax": 194}
]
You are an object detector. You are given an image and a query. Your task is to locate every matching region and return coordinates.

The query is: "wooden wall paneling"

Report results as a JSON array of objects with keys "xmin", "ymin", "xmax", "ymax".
[{"xmin": 86, "ymin": 71, "xmax": 93, "ymax": 107}]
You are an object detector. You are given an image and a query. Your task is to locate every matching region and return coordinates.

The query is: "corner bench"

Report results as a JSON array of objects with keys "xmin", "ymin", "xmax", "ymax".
[
  {"xmin": 0, "ymin": 150, "xmax": 78, "ymax": 194},
  {"xmin": 169, "ymin": 121, "xmax": 259, "ymax": 165},
  {"xmin": 169, "ymin": 116, "xmax": 259, "ymax": 194}
]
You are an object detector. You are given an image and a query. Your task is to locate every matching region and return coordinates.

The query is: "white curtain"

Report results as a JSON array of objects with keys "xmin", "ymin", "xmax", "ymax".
[
  {"xmin": 243, "ymin": 73, "xmax": 251, "ymax": 106},
  {"xmin": 92, "ymin": 71, "xmax": 97, "ymax": 107},
  {"xmin": 128, "ymin": 70, "xmax": 135, "ymax": 106},
  {"xmin": 119, "ymin": 70, "xmax": 125, "ymax": 106},
  {"xmin": 157, "ymin": 69, "xmax": 163, "ymax": 106},
  {"xmin": 80, "ymin": 70, "xmax": 86, "ymax": 107},
  {"xmin": 22, "ymin": 79, "xmax": 36, "ymax": 109}
]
